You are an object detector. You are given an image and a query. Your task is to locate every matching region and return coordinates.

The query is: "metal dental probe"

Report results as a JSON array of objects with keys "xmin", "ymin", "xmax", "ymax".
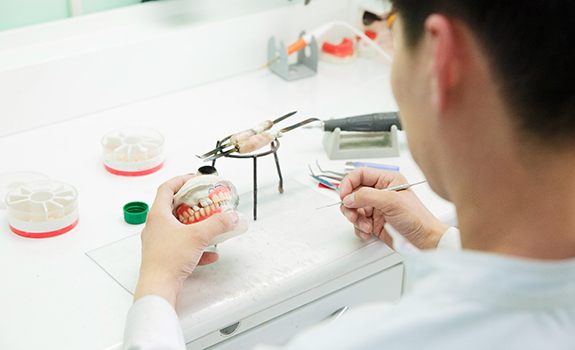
[{"xmin": 315, "ymin": 180, "xmax": 427, "ymax": 209}]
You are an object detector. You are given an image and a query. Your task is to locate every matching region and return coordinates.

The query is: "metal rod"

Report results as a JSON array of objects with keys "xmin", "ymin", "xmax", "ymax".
[
  {"xmin": 273, "ymin": 141, "xmax": 284, "ymax": 194},
  {"xmin": 253, "ymin": 156, "xmax": 258, "ymax": 221},
  {"xmin": 315, "ymin": 160, "xmax": 346, "ymax": 178},
  {"xmin": 211, "ymin": 140, "xmax": 220, "ymax": 167},
  {"xmin": 208, "ymin": 138, "xmax": 283, "ymax": 221}
]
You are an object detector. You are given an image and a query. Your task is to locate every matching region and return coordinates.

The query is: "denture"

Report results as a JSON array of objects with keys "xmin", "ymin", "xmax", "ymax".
[{"xmin": 173, "ymin": 166, "xmax": 239, "ymax": 225}]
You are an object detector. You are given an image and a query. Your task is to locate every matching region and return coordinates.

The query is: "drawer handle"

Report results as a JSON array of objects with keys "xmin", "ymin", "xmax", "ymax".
[
  {"xmin": 219, "ymin": 321, "xmax": 240, "ymax": 336},
  {"xmin": 327, "ymin": 306, "xmax": 348, "ymax": 323}
]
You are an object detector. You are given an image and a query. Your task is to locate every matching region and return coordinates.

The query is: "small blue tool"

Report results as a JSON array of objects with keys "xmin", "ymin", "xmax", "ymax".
[
  {"xmin": 310, "ymin": 174, "xmax": 339, "ymax": 192},
  {"xmin": 345, "ymin": 161, "xmax": 399, "ymax": 172}
]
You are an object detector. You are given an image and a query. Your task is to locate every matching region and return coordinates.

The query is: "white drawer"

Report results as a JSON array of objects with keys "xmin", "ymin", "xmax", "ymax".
[{"xmin": 188, "ymin": 263, "xmax": 403, "ymax": 350}]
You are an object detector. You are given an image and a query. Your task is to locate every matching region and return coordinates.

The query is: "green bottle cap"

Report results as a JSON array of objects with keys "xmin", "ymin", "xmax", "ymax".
[{"xmin": 123, "ymin": 201, "xmax": 149, "ymax": 225}]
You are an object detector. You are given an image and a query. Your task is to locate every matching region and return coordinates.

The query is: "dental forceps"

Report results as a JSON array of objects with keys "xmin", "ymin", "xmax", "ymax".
[{"xmin": 197, "ymin": 111, "xmax": 320, "ymax": 161}]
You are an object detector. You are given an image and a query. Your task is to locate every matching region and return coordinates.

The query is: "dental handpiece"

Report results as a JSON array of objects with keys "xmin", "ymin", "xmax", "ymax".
[{"xmin": 322, "ymin": 112, "xmax": 402, "ymax": 132}]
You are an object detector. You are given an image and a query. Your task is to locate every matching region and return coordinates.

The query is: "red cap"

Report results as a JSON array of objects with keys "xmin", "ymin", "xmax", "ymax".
[
  {"xmin": 364, "ymin": 30, "xmax": 377, "ymax": 40},
  {"xmin": 321, "ymin": 38, "xmax": 354, "ymax": 57}
]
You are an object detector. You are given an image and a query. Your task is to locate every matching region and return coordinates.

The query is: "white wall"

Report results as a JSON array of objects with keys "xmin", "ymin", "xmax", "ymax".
[{"xmin": 0, "ymin": 0, "xmax": 352, "ymax": 136}]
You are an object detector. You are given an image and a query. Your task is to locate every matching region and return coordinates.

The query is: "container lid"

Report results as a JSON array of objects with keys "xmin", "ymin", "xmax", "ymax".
[
  {"xmin": 123, "ymin": 201, "xmax": 149, "ymax": 225},
  {"xmin": 5, "ymin": 180, "xmax": 78, "ymax": 220},
  {"xmin": 101, "ymin": 127, "xmax": 165, "ymax": 176},
  {"xmin": 0, "ymin": 172, "xmax": 49, "ymax": 210}
]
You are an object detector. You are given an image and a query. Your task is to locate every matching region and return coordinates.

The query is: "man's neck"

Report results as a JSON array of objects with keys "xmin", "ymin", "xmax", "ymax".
[{"xmin": 454, "ymin": 152, "xmax": 575, "ymax": 260}]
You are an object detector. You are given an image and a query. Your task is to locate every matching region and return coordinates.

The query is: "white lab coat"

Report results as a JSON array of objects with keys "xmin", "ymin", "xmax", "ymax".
[{"xmin": 123, "ymin": 228, "xmax": 575, "ymax": 349}]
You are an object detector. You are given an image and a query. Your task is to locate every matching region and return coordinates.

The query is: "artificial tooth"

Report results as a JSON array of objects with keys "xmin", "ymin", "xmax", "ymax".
[
  {"xmin": 200, "ymin": 199, "xmax": 209, "ymax": 207},
  {"xmin": 183, "ymin": 210, "xmax": 191, "ymax": 218},
  {"xmin": 193, "ymin": 205, "xmax": 201, "ymax": 212},
  {"xmin": 205, "ymin": 206, "xmax": 211, "ymax": 215},
  {"xmin": 210, "ymin": 204, "xmax": 217, "ymax": 212},
  {"xmin": 200, "ymin": 208, "xmax": 206, "ymax": 217},
  {"xmin": 178, "ymin": 215, "xmax": 184, "ymax": 222},
  {"xmin": 206, "ymin": 198, "xmax": 213, "ymax": 205},
  {"xmin": 195, "ymin": 212, "xmax": 200, "ymax": 220}
]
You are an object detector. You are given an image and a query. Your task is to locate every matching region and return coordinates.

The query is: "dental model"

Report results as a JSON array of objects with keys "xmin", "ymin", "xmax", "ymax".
[{"xmin": 173, "ymin": 166, "xmax": 247, "ymax": 245}]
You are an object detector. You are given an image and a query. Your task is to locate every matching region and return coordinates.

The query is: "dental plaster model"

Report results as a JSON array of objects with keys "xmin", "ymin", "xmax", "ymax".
[{"xmin": 173, "ymin": 166, "xmax": 247, "ymax": 245}]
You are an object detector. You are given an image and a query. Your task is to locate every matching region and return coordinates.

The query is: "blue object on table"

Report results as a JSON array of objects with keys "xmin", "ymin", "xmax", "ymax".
[
  {"xmin": 345, "ymin": 161, "xmax": 400, "ymax": 172},
  {"xmin": 310, "ymin": 174, "xmax": 339, "ymax": 192}
]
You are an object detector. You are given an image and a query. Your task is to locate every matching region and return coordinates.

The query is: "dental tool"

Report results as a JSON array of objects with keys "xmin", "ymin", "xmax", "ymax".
[
  {"xmin": 197, "ymin": 111, "xmax": 297, "ymax": 160},
  {"xmin": 345, "ymin": 161, "xmax": 399, "ymax": 172},
  {"xmin": 315, "ymin": 180, "xmax": 427, "ymax": 209},
  {"xmin": 310, "ymin": 160, "xmax": 399, "ymax": 184},
  {"xmin": 306, "ymin": 112, "xmax": 402, "ymax": 132},
  {"xmin": 198, "ymin": 112, "xmax": 320, "ymax": 162},
  {"xmin": 308, "ymin": 164, "xmax": 341, "ymax": 191},
  {"xmin": 310, "ymin": 174, "xmax": 340, "ymax": 192},
  {"xmin": 308, "ymin": 162, "xmax": 344, "ymax": 182}
]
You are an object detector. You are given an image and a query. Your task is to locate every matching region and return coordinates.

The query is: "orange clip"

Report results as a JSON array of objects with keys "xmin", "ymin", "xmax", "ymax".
[{"xmin": 287, "ymin": 38, "xmax": 308, "ymax": 55}]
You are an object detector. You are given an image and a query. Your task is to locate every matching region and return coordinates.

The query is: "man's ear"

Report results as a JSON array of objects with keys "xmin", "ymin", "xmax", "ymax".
[{"xmin": 425, "ymin": 14, "xmax": 461, "ymax": 112}]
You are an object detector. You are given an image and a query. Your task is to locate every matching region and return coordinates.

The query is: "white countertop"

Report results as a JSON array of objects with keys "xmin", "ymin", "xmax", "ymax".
[{"xmin": 0, "ymin": 57, "xmax": 455, "ymax": 350}]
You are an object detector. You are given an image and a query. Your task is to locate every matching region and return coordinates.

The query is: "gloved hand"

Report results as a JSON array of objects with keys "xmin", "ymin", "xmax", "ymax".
[
  {"xmin": 339, "ymin": 168, "xmax": 449, "ymax": 249},
  {"xmin": 134, "ymin": 175, "xmax": 239, "ymax": 307}
]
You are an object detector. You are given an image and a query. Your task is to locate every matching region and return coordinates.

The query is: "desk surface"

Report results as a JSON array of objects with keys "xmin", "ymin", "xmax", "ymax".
[{"xmin": 0, "ymin": 58, "xmax": 454, "ymax": 350}]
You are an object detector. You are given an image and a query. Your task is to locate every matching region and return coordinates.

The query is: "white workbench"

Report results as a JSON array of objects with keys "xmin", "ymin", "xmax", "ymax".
[{"xmin": 0, "ymin": 58, "xmax": 455, "ymax": 350}]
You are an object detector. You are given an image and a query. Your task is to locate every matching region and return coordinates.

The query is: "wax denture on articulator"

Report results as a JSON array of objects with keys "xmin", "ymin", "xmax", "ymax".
[{"xmin": 173, "ymin": 166, "xmax": 247, "ymax": 245}]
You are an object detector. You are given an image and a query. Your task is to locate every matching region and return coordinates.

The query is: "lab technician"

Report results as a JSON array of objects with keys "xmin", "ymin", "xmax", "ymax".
[{"xmin": 124, "ymin": 0, "xmax": 575, "ymax": 349}]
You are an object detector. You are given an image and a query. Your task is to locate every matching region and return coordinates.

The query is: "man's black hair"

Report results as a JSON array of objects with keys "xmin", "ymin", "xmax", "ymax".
[{"xmin": 392, "ymin": 0, "xmax": 575, "ymax": 149}]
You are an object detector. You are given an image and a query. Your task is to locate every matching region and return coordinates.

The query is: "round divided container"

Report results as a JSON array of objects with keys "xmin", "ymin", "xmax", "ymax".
[
  {"xmin": 101, "ymin": 127, "xmax": 165, "ymax": 176},
  {"xmin": 5, "ymin": 180, "xmax": 79, "ymax": 238}
]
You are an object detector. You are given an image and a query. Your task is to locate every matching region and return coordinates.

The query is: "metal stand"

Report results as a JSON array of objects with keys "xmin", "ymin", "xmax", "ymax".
[{"xmin": 211, "ymin": 140, "xmax": 284, "ymax": 221}]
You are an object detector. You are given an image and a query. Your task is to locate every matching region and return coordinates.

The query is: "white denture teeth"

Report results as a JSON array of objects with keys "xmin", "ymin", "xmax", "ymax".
[
  {"xmin": 200, "ymin": 208, "xmax": 206, "ymax": 217},
  {"xmin": 193, "ymin": 205, "xmax": 201, "ymax": 212}
]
